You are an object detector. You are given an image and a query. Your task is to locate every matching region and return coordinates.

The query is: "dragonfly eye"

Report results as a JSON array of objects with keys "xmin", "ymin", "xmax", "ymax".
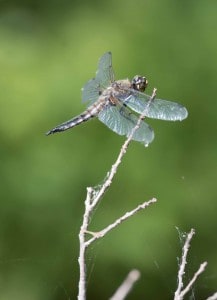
[{"xmin": 131, "ymin": 75, "xmax": 148, "ymax": 92}]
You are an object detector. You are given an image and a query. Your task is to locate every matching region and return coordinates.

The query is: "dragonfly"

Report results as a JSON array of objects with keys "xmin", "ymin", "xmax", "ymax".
[{"xmin": 46, "ymin": 52, "xmax": 188, "ymax": 146}]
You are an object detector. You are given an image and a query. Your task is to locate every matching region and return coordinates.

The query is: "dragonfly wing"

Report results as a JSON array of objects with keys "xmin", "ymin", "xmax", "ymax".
[
  {"xmin": 82, "ymin": 52, "xmax": 115, "ymax": 105},
  {"xmin": 82, "ymin": 78, "xmax": 101, "ymax": 105},
  {"xmin": 98, "ymin": 104, "xmax": 154, "ymax": 146},
  {"xmin": 127, "ymin": 113, "xmax": 154, "ymax": 145},
  {"xmin": 123, "ymin": 91, "xmax": 188, "ymax": 121},
  {"xmin": 147, "ymin": 98, "xmax": 188, "ymax": 121},
  {"xmin": 95, "ymin": 52, "xmax": 115, "ymax": 87}
]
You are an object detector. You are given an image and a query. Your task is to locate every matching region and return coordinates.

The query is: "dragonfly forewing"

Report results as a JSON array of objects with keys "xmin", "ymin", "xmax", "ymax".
[
  {"xmin": 123, "ymin": 92, "xmax": 188, "ymax": 121},
  {"xmin": 95, "ymin": 52, "xmax": 114, "ymax": 87},
  {"xmin": 82, "ymin": 52, "xmax": 115, "ymax": 106},
  {"xmin": 147, "ymin": 98, "xmax": 188, "ymax": 121}
]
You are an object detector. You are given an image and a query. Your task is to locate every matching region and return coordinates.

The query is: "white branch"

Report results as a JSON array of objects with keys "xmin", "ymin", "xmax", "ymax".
[
  {"xmin": 206, "ymin": 292, "xmax": 217, "ymax": 300},
  {"xmin": 109, "ymin": 269, "xmax": 141, "ymax": 300},
  {"xmin": 179, "ymin": 262, "xmax": 207, "ymax": 299},
  {"xmin": 174, "ymin": 228, "xmax": 195, "ymax": 299},
  {"xmin": 77, "ymin": 188, "xmax": 93, "ymax": 300},
  {"xmin": 174, "ymin": 229, "xmax": 207, "ymax": 300},
  {"xmin": 77, "ymin": 88, "xmax": 157, "ymax": 300}
]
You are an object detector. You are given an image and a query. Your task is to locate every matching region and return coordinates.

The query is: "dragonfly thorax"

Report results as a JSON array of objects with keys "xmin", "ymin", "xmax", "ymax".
[{"xmin": 131, "ymin": 75, "xmax": 148, "ymax": 92}]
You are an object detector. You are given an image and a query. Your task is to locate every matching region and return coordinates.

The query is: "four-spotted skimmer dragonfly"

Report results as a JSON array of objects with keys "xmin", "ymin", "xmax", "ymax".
[{"xmin": 46, "ymin": 52, "xmax": 188, "ymax": 146}]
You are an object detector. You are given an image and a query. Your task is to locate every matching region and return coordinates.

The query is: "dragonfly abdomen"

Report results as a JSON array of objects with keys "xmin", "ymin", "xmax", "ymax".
[{"xmin": 46, "ymin": 98, "xmax": 107, "ymax": 135}]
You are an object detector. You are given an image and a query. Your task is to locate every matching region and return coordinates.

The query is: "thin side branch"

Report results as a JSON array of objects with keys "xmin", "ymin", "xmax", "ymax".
[
  {"xmin": 179, "ymin": 262, "xmax": 207, "ymax": 299},
  {"xmin": 85, "ymin": 198, "xmax": 157, "ymax": 247}
]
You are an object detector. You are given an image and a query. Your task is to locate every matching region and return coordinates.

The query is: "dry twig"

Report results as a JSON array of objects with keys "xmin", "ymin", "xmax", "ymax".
[
  {"xmin": 109, "ymin": 269, "xmax": 141, "ymax": 300},
  {"xmin": 206, "ymin": 292, "xmax": 217, "ymax": 300},
  {"xmin": 77, "ymin": 89, "xmax": 157, "ymax": 300},
  {"xmin": 174, "ymin": 228, "xmax": 208, "ymax": 300}
]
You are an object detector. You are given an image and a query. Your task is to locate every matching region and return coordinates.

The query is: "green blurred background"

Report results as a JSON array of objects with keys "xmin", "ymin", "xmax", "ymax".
[{"xmin": 0, "ymin": 0, "xmax": 216, "ymax": 299}]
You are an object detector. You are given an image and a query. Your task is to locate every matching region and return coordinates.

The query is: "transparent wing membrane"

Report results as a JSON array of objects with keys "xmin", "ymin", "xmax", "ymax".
[
  {"xmin": 123, "ymin": 91, "xmax": 188, "ymax": 121},
  {"xmin": 95, "ymin": 52, "xmax": 114, "ymax": 87},
  {"xmin": 82, "ymin": 52, "xmax": 114, "ymax": 105},
  {"xmin": 98, "ymin": 105, "xmax": 154, "ymax": 146},
  {"xmin": 82, "ymin": 79, "xmax": 101, "ymax": 105}
]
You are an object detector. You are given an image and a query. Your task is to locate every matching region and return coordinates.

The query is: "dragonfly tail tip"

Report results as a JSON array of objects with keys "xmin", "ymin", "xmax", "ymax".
[{"xmin": 45, "ymin": 130, "xmax": 52, "ymax": 136}]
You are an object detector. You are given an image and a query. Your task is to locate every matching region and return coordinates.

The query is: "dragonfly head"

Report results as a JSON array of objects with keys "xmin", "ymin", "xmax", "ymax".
[{"xmin": 131, "ymin": 75, "xmax": 148, "ymax": 92}]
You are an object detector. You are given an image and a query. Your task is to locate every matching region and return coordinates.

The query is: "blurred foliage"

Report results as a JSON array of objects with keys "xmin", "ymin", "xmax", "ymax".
[{"xmin": 0, "ymin": 0, "xmax": 217, "ymax": 299}]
